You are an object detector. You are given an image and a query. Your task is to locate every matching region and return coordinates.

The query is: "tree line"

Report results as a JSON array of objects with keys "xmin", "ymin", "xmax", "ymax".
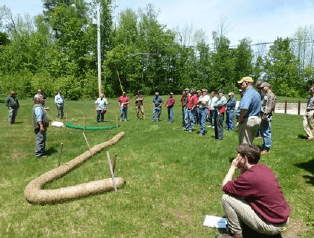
[{"xmin": 0, "ymin": 1, "xmax": 313, "ymax": 99}]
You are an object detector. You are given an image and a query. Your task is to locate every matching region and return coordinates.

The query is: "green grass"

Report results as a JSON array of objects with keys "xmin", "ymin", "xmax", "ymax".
[{"xmin": 0, "ymin": 95, "xmax": 313, "ymax": 237}]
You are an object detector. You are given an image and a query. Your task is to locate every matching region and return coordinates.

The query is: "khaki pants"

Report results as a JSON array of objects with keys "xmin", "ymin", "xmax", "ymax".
[
  {"xmin": 222, "ymin": 194, "xmax": 288, "ymax": 235},
  {"xmin": 303, "ymin": 110, "xmax": 314, "ymax": 138},
  {"xmin": 238, "ymin": 117, "xmax": 261, "ymax": 145}
]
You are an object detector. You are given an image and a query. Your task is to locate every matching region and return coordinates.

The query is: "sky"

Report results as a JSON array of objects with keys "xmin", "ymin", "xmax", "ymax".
[{"xmin": 1, "ymin": 0, "xmax": 314, "ymax": 50}]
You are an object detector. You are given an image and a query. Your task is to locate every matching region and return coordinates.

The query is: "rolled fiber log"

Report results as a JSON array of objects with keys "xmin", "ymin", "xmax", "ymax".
[{"xmin": 24, "ymin": 132, "xmax": 125, "ymax": 205}]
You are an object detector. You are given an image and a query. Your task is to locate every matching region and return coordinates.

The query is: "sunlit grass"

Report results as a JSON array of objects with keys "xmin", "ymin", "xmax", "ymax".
[{"xmin": 0, "ymin": 95, "xmax": 313, "ymax": 237}]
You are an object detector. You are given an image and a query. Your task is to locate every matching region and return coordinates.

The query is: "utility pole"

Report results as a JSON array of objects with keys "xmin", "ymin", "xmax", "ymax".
[{"xmin": 97, "ymin": 0, "xmax": 102, "ymax": 97}]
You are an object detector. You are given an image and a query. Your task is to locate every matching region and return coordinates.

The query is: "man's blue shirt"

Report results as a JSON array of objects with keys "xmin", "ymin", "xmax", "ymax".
[
  {"xmin": 239, "ymin": 87, "xmax": 261, "ymax": 117},
  {"xmin": 153, "ymin": 96, "xmax": 163, "ymax": 107}
]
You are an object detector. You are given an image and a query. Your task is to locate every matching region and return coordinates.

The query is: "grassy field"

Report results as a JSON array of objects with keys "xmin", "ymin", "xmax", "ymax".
[{"xmin": 0, "ymin": 95, "xmax": 313, "ymax": 238}]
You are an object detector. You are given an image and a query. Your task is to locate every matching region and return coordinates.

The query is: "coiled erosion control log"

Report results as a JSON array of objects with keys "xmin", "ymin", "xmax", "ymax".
[{"xmin": 24, "ymin": 132, "xmax": 125, "ymax": 205}]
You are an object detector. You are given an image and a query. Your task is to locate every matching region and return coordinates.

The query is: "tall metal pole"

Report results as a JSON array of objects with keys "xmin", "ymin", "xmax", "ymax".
[{"xmin": 97, "ymin": 1, "xmax": 102, "ymax": 97}]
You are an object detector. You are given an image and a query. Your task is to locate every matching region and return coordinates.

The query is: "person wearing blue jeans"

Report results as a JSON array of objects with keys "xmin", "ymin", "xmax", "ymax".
[
  {"xmin": 166, "ymin": 92, "xmax": 175, "ymax": 123},
  {"xmin": 184, "ymin": 89, "xmax": 198, "ymax": 132},
  {"xmin": 197, "ymin": 89, "xmax": 210, "ymax": 136},
  {"xmin": 260, "ymin": 82, "xmax": 277, "ymax": 154},
  {"xmin": 226, "ymin": 92, "xmax": 236, "ymax": 130},
  {"xmin": 152, "ymin": 92, "xmax": 163, "ymax": 122},
  {"xmin": 181, "ymin": 89, "xmax": 189, "ymax": 128},
  {"xmin": 119, "ymin": 92, "xmax": 130, "ymax": 121}
]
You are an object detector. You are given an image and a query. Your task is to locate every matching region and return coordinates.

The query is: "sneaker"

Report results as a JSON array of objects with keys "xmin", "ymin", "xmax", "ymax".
[
  {"xmin": 36, "ymin": 155, "xmax": 48, "ymax": 158},
  {"xmin": 189, "ymin": 130, "xmax": 193, "ymax": 132},
  {"xmin": 198, "ymin": 134, "xmax": 204, "ymax": 137},
  {"xmin": 261, "ymin": 150, "xmax": 270, "ymax": 154},
  {"xmin": 207, "ymin": 125, "xmax": 211, "ymax": 128},
  {"xmin": 305, "ymin": 137, "xmax": 314, "ymax": 141}
]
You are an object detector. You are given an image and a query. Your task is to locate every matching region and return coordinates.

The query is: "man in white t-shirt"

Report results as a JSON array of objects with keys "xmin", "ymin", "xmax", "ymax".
[
  {"xmin": 95, "ymin": 94, "xmax": 108, "ymax": 123},
  {"xmin": 197, "ymin": 89, "xmax": 210, "ymax": 136},
  {"xmin": 208, "ymin": 91, "xmax": 218, "ymax": 127}
]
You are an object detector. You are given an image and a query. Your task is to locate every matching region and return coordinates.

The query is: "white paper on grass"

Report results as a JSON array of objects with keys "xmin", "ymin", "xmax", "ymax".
[{"xmin": 203, "ymin": 215, "xmax": 227, "ymax": 228}]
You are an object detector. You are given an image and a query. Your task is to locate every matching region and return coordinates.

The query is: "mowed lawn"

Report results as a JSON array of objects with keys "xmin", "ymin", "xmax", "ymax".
[{"xmin": 0, "ymin": 95, "xmax": 313, "ymax": 238}]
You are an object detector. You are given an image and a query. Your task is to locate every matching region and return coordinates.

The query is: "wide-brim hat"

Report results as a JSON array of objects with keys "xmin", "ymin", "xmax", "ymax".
[{"xmin": 238, "ymin": 77, "xmax": 254, "ymax": 84}]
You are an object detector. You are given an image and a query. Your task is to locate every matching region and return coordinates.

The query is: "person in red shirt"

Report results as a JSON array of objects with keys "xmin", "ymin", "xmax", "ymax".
[
  {"xmin": 183, "ymin": 89, "xmax": 198, "ymax": 132},
  {"xmin": 118, "ymin": 92, "xmax": 130, "ymax": 122},
  {"xmin": 216, "ymin": 144, "xmax": 290, "ymax": 238},
  {"xmin": 166, "ymin": 92, "xmax": 175, "ymax": 123}
]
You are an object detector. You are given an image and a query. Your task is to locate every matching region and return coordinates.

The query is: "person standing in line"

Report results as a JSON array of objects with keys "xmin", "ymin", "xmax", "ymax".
[
  {"xmin": 260, "ymin": 82, "xmax": 277, "ymax": 154},
  {"xmin": 54, "ymin": 90, "xmax": 65, "ymax": 120},
  {"xmin": 226, "ymin": 92, "xmax": 236, "ymax": 130},
  {"xmin": 33, "ymin": 94, "xmax": 50, "ymax": 158},
  {"xmin": 216, "ymin": 144, "xmax": 290, "ymax": 238},
  {"xmin": 208, "ymin": 91, "xmax": 218, "ymax": 128},
  {"xmin": 303, "ymin": 85, "xmax": 314, "ymax": 141},
  {"xmin": 213, "ymin": 90, "xmax": 227, "ymax": 140},
  {"xmin": 95, "ymin": 93, "xmax": 108, "ymax": 123},
  {"xmin": 118, "ymin": 92, "xmax": 130, "ymax": 122},
  {"xmin": 135, "ymin": 91, "xmax": 145, "ymax": 120},
  {"xmin": 181, "ymin": 89, "xmax": 189, "ymax": 129},
  {"xmin": 197, "ymin": 89, "xmax": 210, "ymax": 136},
  {"xmin": 255, "ymin": 81, "xmax": 264, "ymax": 139},
  {"xmin": 184, "ymin": 89, "xmax": 198, "ymax": 132},
  {"xmin": 152, "ymin": 92, "xmax": 163, "ymax": 122},
  {"xmin": 195, "ymin": 90, "xmax": 202, "ymax": 125},
  {"xmin": 166, "ymin": 92, "xmax": 175, "ymax": 123},
  {"xmin": 237, "ymin": 77, "xmax": 261, "ymax": 145},
  {"xmin": 5, "ymin": 90, "xmax": 19, "ymax": 124}
]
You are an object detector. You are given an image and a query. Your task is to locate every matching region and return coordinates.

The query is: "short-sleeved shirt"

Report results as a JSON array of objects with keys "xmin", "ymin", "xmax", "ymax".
[
  {"xmin": 198, "ymin": 95, "xmax": 210, "ymax": 108},
  {"xmin": 95, "ymin": 98, "xmax": 108, "ymax": 110},
  {"xmin": 187, "ymin": 95, "xmax": 198, "ymax": 109},
  {"xmin": 119, "ymin": 96, "xmax": 130, "ymax": 108},
  {"xmin": 135, "ymin": 95, "xmax": 144, "ymax": 107},
  {"xmin": 239, "ymin": 87, "xmax": 261, "ymax": 117},
  {"xmin": 223, "ymin": 164, "xmax": 290, "ymax": 224},
  {"xmin": 153, "ymin": 96, "xmax": 163, "ymax": 107}
]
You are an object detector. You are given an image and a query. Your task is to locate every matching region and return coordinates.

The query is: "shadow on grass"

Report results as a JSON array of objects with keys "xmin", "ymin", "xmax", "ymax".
[
  {"xmin": 45, "ymin": 147, "xmax": 58, "ymax": 156},
  {"xmin": 297, "ymin": 134, "xmax": 308, "ymax": 140},
  {"xmin": 14, "ymin": 122, "xmax": 24, "ymax": 124},
  {"xmin": 241, "ymin": 222, "xmax": 282, "ymax": 238},
  {"xmin": 294, "ymin": 158, "xmax": 314, "ymax": 185}
]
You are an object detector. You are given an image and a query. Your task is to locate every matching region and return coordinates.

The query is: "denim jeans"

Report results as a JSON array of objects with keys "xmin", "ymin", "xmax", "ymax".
[
  {"xmin": 199, "ymin": 107, "xmax": 208, "ymax": 135},
  {"xmin": 120, "ymin": 107, "xmax": 128, "ymax": 121},
  {"xmin": 261, "ymin": 117, "xmax": 272, "ymax": 151},
  {"xmin": 185, "ymin": 109, "xmax": 196, "ymax": 131},
  {"xmin": 195, "ymin": 107, "xmax": 200, "ymax": 124},
  {"xmin": 226, "ymin": 110, "xmax": 235, "ymax": 130},
  {"xmin": 168, "ymin": 107, "xmax": 173, "ymax": 122},
  {"xmin": 209, "ymin": 109, "xmax": 216, "ymax": 126},
  {"xmin": 152, "ymin": 107, "xmax": 161, "ymax": 121}
]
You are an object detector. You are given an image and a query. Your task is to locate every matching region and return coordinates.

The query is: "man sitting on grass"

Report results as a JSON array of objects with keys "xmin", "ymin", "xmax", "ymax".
[{"xmin": 216, "ymin": 144, "xmax": 290, "ymax": 238}]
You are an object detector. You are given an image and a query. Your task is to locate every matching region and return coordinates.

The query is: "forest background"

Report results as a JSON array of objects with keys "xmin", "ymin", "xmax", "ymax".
[{"xmin": 0, "ymin": 0, "xmax": 314, "ymax": 100}]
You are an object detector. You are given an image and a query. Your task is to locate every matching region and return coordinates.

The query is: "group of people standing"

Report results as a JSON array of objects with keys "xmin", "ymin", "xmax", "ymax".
[{"xmin": 180, "ymin": 88, "xmax": 236, "ymax": 139}]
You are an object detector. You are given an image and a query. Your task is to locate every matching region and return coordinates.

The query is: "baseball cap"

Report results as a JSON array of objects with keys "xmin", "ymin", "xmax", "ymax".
[{"xmin": 260, "ymin": 82, "xmax": 271, "ymax": 88}]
